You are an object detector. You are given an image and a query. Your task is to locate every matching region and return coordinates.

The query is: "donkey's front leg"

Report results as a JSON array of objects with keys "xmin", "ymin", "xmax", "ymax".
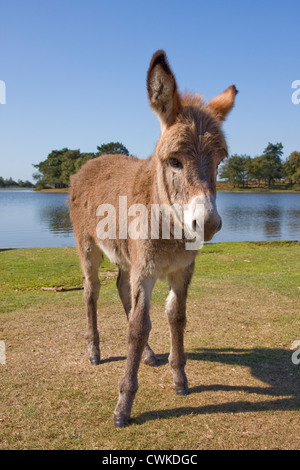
[
  {"xmin": 166, "ymin": 264, "xmax": 194, "ymax": 396},
  {"xmin": 117, "ymin": 268, "xmax": 157, "ymax": 366},
  {"xmin": 114, "ymin": 275, "xmax": 155, "ymax": 427}
]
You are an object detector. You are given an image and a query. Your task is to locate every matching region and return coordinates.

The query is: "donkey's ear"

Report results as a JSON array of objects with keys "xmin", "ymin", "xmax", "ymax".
[
  {"xmin": 207, "ymin": 85, "xmax": 238, "ymax": 122},
  {"xmin": 147, "ymin": 50, "xmax": 181, "ymax": 132}
]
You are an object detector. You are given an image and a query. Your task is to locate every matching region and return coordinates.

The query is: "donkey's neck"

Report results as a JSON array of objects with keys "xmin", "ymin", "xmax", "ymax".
[
  {"xmin": 129, "ymin": 156, "xmax": 154, "ymax": 207},
  {"xmin": 128, "ymin": 154, "xmax": 168, "ymax": 208},
  {"xmin": 150, "ymin": 155, "xmax": 173, "ymax": 207}
]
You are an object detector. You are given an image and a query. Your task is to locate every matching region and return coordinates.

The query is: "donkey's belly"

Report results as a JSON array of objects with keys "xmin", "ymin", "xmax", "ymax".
[
  {"xmin": 156, "ymin": 248, "xmax": 197, "ymax": 279},
  {"xmin": 98, "ymin": 240, "xmax": 131, "ymax": 272},
  {"xmin": 98, "ymin": 237, "xmax": 196, "ymax": 278}
]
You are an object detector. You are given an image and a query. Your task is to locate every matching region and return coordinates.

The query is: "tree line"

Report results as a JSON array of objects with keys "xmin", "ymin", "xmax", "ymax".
[
  {"xmin": 32, "ymin": 142, "xmax": 129, "ymax": 189},
  {"xmin": 0, "ymin": 177, "xmax": 34, "ymax": 188},
  {"xmin": 219, "ymin": 143, "xmax": 300, "ymax": 188},
  {"xmin": 31, "ymin": 141, "xmax": 300, "ymax": 190}
]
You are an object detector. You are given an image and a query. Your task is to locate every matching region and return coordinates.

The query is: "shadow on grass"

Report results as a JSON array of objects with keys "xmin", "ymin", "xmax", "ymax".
[
  {"xmin": 100, "ymin": 356, "xmax": 126, "ymax": 364},
  {"xmin": 134, "ymin": 347, "xmax": 300, "ymax": 425}
]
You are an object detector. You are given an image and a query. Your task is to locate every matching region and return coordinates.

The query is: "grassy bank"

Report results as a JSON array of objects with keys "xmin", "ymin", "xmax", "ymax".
[
  {"xmin": 33, "ymin": 188, "xmax": 69, "ymax": 193},
  {"xmin": 216, "ymin": 181, "xmax": 300, "ymax": 193},
  {"xmin": 0, "ymin": 242, "xmax": 300, "ymax": 449}
]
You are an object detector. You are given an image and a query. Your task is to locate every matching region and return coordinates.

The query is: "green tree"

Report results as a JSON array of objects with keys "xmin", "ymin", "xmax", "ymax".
[
  {"xmin": 260, "ymin": 142, "xmax": 283, "ymax": 187},
  {"xmin": 33, "ymin": 148, "xmax": 68, "ymax": 188},
  {"xmin": 219, "ymin": 154, "xmax": 251, "ymax": 187},
  {"xmin": 33, "ymin": 142, "xmax": 130, "ymax": 188},
  {"xmin": 17, "ymin": 179, "xmax": 34, "ymax": 188},
  {"xmin": 247, "ymin": 155, "xmax": 268, "ymax": 185},
  {"xmin": 59, "ymin": 149, "xmax": 82, "ymax": 186},
  {"xmin": 33, "ymin": 148, "xmax": 92, "ymax": 188},
  {"xmin": 283, "ymin": 151, "xmax": 300, "ymax": 183},
  {"xmin": 4, "ymin": 177, "xmax": 18, "ymax": 187},
  {"xmin": 97, "ymin": 142, "xmax": 129, "ymax": 156}
]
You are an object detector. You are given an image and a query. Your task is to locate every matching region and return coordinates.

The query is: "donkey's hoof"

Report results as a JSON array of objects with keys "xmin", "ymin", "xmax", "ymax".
[
  {"xmin": 89, "ymin": 355, "xmax": 101, "ymax": 366},
  {"xmin": 114, "ymin": 414, "xmax": 129, "ymax": 428},
  {"xmin": 142, "ymin": 345, "xmax": 158, "ymax": 367},
  {"xmin": 175, "ymin": 385, "xmax": 189, "ymax": 396},
  {"xmin": 143, "ymin": 354, "xmax": 159, "ymax": 367}
]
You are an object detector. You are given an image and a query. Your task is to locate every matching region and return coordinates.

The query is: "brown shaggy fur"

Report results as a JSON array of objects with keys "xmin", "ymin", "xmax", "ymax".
[{"xmin": 69, "ymin": 50, "xmax": 237, "ymax": 427}]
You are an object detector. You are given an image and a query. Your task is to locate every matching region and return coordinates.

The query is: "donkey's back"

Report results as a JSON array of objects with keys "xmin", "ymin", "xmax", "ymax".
[{"xmin": 70, "ymin": 153, "xmax": 151, "ymax": 209}]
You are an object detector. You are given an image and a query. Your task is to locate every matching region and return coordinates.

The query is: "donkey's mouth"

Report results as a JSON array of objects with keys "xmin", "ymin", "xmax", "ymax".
[{"xmin": 191, "ymin": 216, "xmax": 222, "ymax": 242}]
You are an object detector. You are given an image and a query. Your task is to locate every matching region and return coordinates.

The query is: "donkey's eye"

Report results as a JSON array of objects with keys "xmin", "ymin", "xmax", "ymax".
[{"xmin": 169, "ymin": 158, "xmax": 183, "ymax": 169}]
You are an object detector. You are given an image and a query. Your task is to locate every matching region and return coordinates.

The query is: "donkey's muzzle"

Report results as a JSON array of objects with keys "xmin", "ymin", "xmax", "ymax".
[
  {"xmin": 187, "ymin": 193, "xmax": 222, "ymax": 243},
  {"xmin": 203, "ymin": 214, "xmax": 222, "ymax": 241}
]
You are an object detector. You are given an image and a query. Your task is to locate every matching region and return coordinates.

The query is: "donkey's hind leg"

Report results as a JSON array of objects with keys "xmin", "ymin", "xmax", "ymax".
[
  {"xmin": 117, "ymin": 268, "xmax": 158, "ymax": 367},
  {"xmin": 78, "ymin": 236, "xmax": 102, "ymax": 365}
]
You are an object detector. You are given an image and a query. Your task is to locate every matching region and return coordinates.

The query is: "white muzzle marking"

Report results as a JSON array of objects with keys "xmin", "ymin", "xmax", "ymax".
[{"xmin": 185, "ymin": 194, "xmax": 222, "ymax": 245}]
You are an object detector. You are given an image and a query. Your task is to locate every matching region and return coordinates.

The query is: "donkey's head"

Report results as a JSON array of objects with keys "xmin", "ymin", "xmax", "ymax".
[{"xmin": 147, "ymin": 50, "xmax": 237, "ymax": 241}]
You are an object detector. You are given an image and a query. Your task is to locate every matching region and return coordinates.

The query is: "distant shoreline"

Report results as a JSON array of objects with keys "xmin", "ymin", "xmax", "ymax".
[
  {"xmin": 216, "ymin": 188, "xmax": 300, "ymax": 194},
  {"xmin": 32, "ymin": 186, "xmax": 300, "ymax": 194},
  {"xmin": 3, "ymin": 184, "xmax": 298, "ymax": 194},
  {"xmin": 33, "ymin": 188, "xmax": 69, "ymax": 193},
  {"xmin": 0, "ymin": 186, "xmax": 35, "ymax": 190}
]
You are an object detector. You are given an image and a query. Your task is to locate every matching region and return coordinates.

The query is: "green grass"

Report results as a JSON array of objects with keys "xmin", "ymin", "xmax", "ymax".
[
  {"xmin": 0, "ymin": 247, "xmax": 117, "ymax": 313},
  {"xmin": 0, "ymin": 242, "xmax": 300, "ymax": 449},
  {"xmin": 193, "ymin": 241, "xmax": 300, "ymax": 297}
]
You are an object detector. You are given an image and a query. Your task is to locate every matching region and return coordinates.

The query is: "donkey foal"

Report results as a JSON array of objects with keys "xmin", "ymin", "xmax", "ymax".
[{"xmin": 70, "ymin": 50, "xmax": 237, "ymax": 427}]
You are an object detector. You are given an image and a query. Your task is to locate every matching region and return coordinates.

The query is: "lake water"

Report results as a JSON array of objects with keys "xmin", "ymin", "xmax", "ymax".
[
  {"xmin": 0, "ymin": 189, "xmax": 299, "ymax": 249},
  {"xmin": 0, "ymin": 189, "xmax": 73, "ymax": 249}
]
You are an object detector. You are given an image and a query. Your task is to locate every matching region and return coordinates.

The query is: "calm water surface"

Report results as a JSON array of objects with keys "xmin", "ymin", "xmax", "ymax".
[
  {"xmin": 213, "ymin": 192, "xmax": 300, "ymax": 243},
  {"xmin": 0, "ymin": 189, "xmax": 73, "ymax": 248},
  {"xmin": 0, "ymin": 189, "xmax": 299, "ymax": 248}
]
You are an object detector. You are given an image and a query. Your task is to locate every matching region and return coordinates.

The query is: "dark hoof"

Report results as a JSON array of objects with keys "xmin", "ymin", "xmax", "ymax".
[
  {"xmin": 175, "ymin": 385, "xmax": 189, "ymax": 396},
  {"xmin": 143, "ymin": 355, "xmax": 159, "ymax": 367},
  {"xmin": 114, "ymin": 414, "xmax": 129, "ymax": 428},
  {"xmin": 142, "ymin": 344, "xmax": 158, "ymax": 367},
  {"xmin": 90, "ymin": 355, "xmax": 101, "ymax": 366}
]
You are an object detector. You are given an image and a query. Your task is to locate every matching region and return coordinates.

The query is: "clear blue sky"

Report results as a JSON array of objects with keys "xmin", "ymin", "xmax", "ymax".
[{"xmin": 1, "ymin": 0, "xmax": 299, "ymax": 182}]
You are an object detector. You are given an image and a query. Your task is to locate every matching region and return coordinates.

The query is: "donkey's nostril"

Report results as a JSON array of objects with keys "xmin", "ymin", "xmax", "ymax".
[
  {"xmin": 192, "ymin": 220, "xmax": 197, "ymax": 231},
  {"xmin": 217, "ymin": 219, "xmax": 222, "ymax": 231}
]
